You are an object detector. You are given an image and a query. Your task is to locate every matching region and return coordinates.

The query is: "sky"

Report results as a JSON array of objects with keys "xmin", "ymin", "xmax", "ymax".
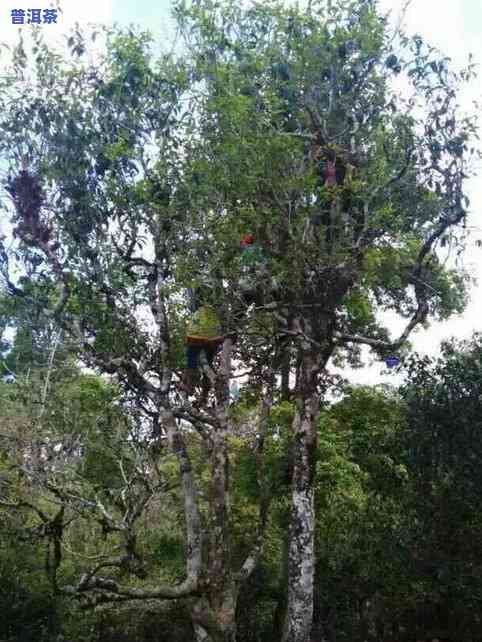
[{"xmin": 1, "ymin": 0, "xmax": 481, "ymax": 384}]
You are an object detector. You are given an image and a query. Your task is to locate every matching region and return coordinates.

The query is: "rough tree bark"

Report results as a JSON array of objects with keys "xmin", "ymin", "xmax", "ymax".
[
  {"xmin": 189, "ymin": 337, "xmax": 274, "ymax": 642},
  {"xmin": 189, "ymin": 338, "xmax": 242, "ymax": 642},
  {"xmin": 282, "ymin": 347, "xmax": 321, "ymax": 642},
  {"xmin": 190, "ymin": 420, "xmax": 237, "ymax": 642}
]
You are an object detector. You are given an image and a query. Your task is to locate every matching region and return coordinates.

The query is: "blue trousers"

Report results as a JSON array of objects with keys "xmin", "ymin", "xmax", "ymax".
[{"xmin": 186, "ymin": 345, "xmax": 217, "ymax": 369}]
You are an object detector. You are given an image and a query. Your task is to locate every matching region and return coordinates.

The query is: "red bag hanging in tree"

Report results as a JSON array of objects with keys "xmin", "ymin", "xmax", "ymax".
[
  {"xmin": 240, "ymin": 234, "xmax": 255, "ymax": 247},
  {"xmin": 324, "ymin": 160, "xmax": 337, "ymax": 187}
]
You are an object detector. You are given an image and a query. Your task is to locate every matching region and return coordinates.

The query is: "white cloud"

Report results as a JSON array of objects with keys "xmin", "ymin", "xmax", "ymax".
[
  {"xmin": 379, "ymin": 1, "xmax": 482, "ymax": 359},
  {"xmin": 62, "ymin": 0, "xmax": 113, "ymax": 26},
  {"xmin": 380, "ymin": 0, "xmax": 466, "ymax": 57}
]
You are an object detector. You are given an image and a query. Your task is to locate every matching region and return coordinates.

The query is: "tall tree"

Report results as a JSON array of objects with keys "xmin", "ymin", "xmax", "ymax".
[
  {"xmin": 0, "ymin": 23, "xmax": 273, "ymax": 642},
  {"xmin": 174, "ymin": 1, "xmax": 477, "ymax": 639},
  {"xmin": 0, "ymin": 1, "xmax": 478, "ymax": 640}
]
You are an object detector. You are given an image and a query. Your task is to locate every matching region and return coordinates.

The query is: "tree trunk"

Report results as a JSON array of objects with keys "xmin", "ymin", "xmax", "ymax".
[
  {"xmin": 191, "ymin": 437, "xmax": 237, "ymax": 641},
  {"xmin": 191, "ymin": 592, "xmax": 237, "ymax": 642},
  {"xmin": 271, "ymin": 530, "xmax": 290, "ymax": 641},
  {"xmin": 282, "ymin": 355, "xmax": 319, "ymax": 642},
  {"xmin": 191, "ymin": 339, "xmax": 238, "ymax": 642}
]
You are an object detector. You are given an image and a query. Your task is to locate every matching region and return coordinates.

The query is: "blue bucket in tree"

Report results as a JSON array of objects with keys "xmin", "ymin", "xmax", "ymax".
[{"xmin": 384, "ymin": 355, "xmax": 400, "ymax": 369}]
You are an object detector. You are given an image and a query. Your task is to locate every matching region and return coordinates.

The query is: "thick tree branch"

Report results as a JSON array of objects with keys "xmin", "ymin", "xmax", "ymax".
[{"xmin": 64, "ymin": 574, "xmax": 199, "ymax": 601}]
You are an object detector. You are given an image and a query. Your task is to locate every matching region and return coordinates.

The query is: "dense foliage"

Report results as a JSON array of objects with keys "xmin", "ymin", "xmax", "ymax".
[{"xmin": 3, "ymin": 337, "xmax": 482, "ymax": 641}]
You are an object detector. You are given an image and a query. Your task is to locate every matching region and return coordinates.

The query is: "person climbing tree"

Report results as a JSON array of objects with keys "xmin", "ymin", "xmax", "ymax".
[
  {"xmin": 307, "ymin": 144, "xmax": 358, "ymax": 247},
  {"xmin": 183, "ymin": 304, "xmax": 224, "ymax": 395}
]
